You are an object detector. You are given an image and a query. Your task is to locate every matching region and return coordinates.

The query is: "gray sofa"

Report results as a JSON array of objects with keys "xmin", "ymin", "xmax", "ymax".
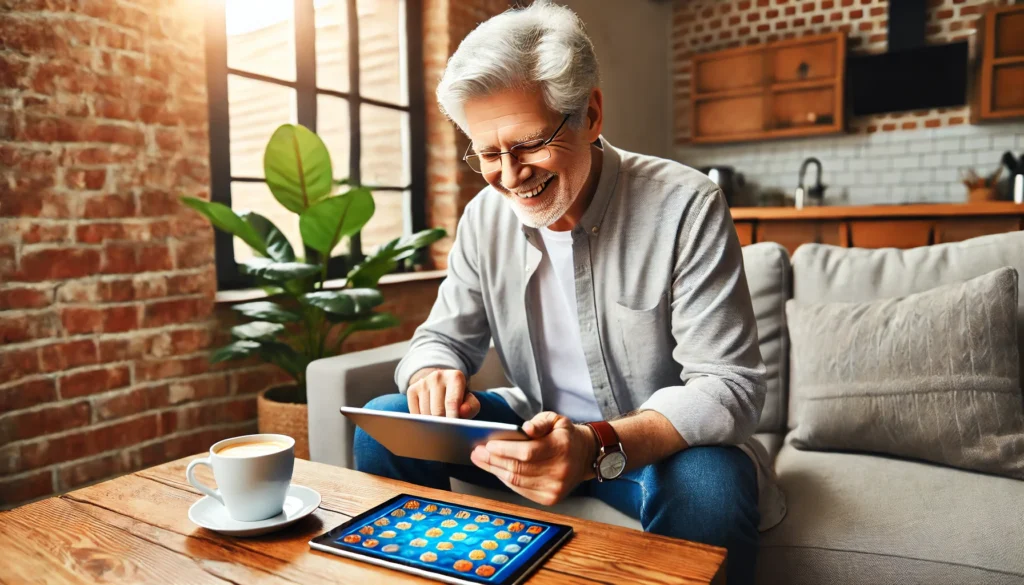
[{"xmin": 307, "ymin": 230, "xmax": 1024, "ymax": 584}]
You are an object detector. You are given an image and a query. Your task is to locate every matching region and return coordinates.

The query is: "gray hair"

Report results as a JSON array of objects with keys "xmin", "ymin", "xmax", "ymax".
[{"xmin": 436, "ymin": 0, "xmax": 600, "ymax": 135}]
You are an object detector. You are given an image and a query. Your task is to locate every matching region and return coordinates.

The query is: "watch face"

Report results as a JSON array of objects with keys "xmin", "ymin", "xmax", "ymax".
[{"xmin": 599, "ymin": 451, "xmax": 626, "ymax": 479}]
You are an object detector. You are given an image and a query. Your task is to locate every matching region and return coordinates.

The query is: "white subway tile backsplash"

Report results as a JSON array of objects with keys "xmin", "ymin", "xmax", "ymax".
[
  {"xmin": 964, "ymin": 136, "xmax": 993, "ymax": 150},
  {"xmin": 674, "ymin": 123, "xmax": 1024, "ymax": 205},
  {"xmin": 892, "ymin": 155, "xmax": 921, "ymax": 169}
]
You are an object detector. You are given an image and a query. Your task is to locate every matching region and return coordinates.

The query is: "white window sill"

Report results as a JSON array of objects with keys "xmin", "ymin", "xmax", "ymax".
[{"xmin": 214, "ymin": 269, "xmax": 447, "ymax": 304}]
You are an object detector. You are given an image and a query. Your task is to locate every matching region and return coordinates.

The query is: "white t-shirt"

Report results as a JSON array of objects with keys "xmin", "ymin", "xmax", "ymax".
[{"xmin": 528, "ymin": 226, "xmax": 604, "ymax": 423}]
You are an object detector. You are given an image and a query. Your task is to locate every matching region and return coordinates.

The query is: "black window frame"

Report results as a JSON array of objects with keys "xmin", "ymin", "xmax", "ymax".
[{"xmin": 205, "ymin": 0, "xmax": 427, "ymax": 290}]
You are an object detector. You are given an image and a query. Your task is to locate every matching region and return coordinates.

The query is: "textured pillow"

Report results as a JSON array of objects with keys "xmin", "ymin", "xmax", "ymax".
[{"xmin": 786, "ymin": 266, "xmax": 1024, "ymax": 479}]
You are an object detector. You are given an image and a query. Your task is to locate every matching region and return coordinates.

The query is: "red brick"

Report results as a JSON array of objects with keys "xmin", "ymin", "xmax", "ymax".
[
  {"xmin": 925, "ymin": 118, "xmax": 942, "ymax": 128},
  {"xmin": 882, "ymin": 123, "xmax": 897, "ymax": 131},
  {"xmin": 901, "ymin": 121, "xmax": 918, "ymax": 130},
  {"xmin": 61, "ymin": 306, "xmax": 103, "ymax": 335},
  {"xmin": 0, "ymin": 378, "xmax": 58, "ymax": 412},
  {"xmin": 0, "ymin": 287, "xmax": 52, "ymax": 310},
  {"xmin": 19, "ymin": 222, "xmax": 71, "ymax": 244},
  {"xmin": 802, "ymin": 1, "xmax": 815, "ymax": 12},
  {"xmin": 64, "ymin": 168, "xmax": 106, "ymax": 190},
  {"xmin": 821, "ymin": 0, "xmax": 834, "ymax": 8},
  {"xmin": 936, "ymin": 9, "xmax": 954, "ymax": 19},
  {"xmin": 139, "ymin": 244, "xmax": 173, "ymax": 271},
  {"xmin": 136, "ymin": 355, "xmax": 210, "ymax": 382},
  {"xmin": 56, "ymin": 451, "xmax": 138, "ymax": 492},
  {"xmin": 811, "ymin": 14, "xmax": 825, "ymax": 23},
  {"xmin": 17, "ymin": 115, "xmax": 89, "ymax": 143},
  {"xmin": 138, "ymin": 425, "xmax": 255, "ymax": 469},
  {"xmin": 0, "ymin": 312, "xmax": 59, "ymax": 344},
  {"xmin": 103, "ymin": 305, "xmax": 139, "ymax": 332},
  {"xmin": 164, "ymin": 396, "xmax": 257, "ymax": 433},
  {"xmin": 101, "ymin": 244, "xmax": 139, "ymax": 274},
  {"xmin": 87, "ymin": 124, "xmax": 145, "ymax": 146},
  {"xmin": 0, "ymin": 348, "xmax": 42, "ymax": 385},
  {"xmin": 17, "ymin": 248, "xmax": 101, "ymax": 281},
  {"xmin": 9, "ymin": 414, "xmax": 162, "ymax": 474},
  {"xmin": 143, "ymin": 298, "xmax": 210, "ymax": 328},
  {"xmin": 870, "ymin": 6, "xmax": 885, "ymax": 16},
  {"xmin": 0, "ymin": 401, "xmax": 91, "ymax": 443},
  {"xmin": 0, "ymin": 470, "xmax": 53, "ymax": 506},
  {"xmin": 172, "ymin": 239, "xmax": 214, "ymax": 269},
  {"xmin": 758, "ymin": 23, "xmax": 771, "ymax": 32},
  {"xmin": 959, "ymin": 5, "xmax": 983, "ymax": 15},
  {"xmin": 93, "ymin": 385, "xmax": 169, "ymax": 422},
  {"xmin": 138, "ymin": 190, "xmax": 181, "ymax": 216},
  {"xmin": 859, "ymin": 21, "xmax": 873, "ymax": 31},
  {"xmin": 747, "ymin": 12, "xmax": 761, "ymax": 21},
  {"xmin": 59, "ymin": 365, "xmax": 131, "ymax": 398},
  {"xmin": 39, "ymin": 339, "xmax": 98, "ymax": 373},
  {"xmin": 949, "ymin": 116, "xmax": 965, "ymax": 125},
  {"xmin": 84, "ymin": 193, "xmax": 136, "ymax": 218}
]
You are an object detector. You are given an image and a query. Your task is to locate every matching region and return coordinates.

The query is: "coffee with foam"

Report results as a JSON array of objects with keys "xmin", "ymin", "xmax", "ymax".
[{"xmin": 216, "ymin": 440, "xmax": 290, "ymax": 458}]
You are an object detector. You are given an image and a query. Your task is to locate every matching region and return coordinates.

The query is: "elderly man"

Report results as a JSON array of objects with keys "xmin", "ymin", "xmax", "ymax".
[{"xmin": 354, "ymin": 2, "xmax": 784, "ymax": 582}]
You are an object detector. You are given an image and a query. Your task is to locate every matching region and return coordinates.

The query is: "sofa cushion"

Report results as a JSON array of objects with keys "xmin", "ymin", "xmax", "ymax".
[
  {"xmin": 742, "ymin": 242, "xmax": 791, "ymax": 433},
  {"xmin": 757, "ymin": 442, "xmax": 1024, "ymax": 585},
  {"xmin": 790, "ymin": 230, "xmax": 1024, "ymax": 393},
  {"xmin": 786, "ymin": 267, "xmax": 1024, "ymax": 479}
]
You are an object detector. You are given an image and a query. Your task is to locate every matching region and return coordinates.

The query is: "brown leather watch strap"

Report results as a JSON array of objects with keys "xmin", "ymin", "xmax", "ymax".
[{"xmin": 585, "ymin": 421, "xmax": 621, "ymax": 452}]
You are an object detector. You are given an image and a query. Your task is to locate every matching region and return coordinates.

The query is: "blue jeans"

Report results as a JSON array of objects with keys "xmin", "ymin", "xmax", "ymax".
[{"xmin": 354, "ymin": 392, "xmax": 760, "ymax": 585}]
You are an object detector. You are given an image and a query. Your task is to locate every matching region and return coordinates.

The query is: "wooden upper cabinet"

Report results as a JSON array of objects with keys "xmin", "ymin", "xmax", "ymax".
[
  {"xmin": 691, "ymin": 33, "xmax": 845, "ymax": 144},
  {"xmin": 974, "ymin": 4, "xmax": 1024, "ymax": 121}
]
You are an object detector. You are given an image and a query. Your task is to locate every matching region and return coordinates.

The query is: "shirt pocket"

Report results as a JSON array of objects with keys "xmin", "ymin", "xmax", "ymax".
[{"xmin": 610, "ymin": 292, "xmax": 672, "ymax": 390}]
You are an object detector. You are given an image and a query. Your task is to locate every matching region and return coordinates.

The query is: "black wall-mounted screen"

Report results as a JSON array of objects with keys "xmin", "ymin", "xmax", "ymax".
[{"xmin": 847, "ymin": 41, "xmax": 968, "ymax": 116}]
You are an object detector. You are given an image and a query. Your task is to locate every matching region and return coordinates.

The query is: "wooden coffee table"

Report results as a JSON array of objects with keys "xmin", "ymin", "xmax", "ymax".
[{"xmin": 0, "ymin": 455, "xmax": 726, "ymax": 584}]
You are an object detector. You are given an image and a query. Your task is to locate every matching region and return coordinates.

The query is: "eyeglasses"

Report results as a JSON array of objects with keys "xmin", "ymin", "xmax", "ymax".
[{"xmin": 463, "ymin": 114, "xmax": 571, "ymax": 175}]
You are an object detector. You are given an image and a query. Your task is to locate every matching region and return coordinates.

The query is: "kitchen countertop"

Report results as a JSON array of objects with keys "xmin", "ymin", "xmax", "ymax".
[{"xmin": 730, "ymin": 202, "xmax": 1024, "ymax": 221}]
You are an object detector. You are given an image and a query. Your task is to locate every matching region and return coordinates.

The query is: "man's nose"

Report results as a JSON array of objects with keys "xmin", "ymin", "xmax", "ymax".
[{"xmin": 499, "ymin": 153, "xmax": 531, "ymax": 190}]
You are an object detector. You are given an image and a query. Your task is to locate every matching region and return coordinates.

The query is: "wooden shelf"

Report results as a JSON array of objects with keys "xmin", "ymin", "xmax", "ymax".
[
  {"xmin": 693, "ymin": 86, "xmax": 764, "ymax": 102},
  {"xmin": 691, "ymin": 122, "xmax": 841, "ymax": 145},
  {"xmin": 769, "ymin": 79, "xmax": 836, "ymax": 93},
  {"xmin": 690, "ymin": 32, "xmax": 845, "ymax": 144},
  {"xmin": 992, "ymin": 55, "xmax": 1024, "ymax": 66}
]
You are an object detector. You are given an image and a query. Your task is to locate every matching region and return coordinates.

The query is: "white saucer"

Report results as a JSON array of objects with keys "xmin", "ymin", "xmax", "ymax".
[{"xmin": 188, "ymin": 484, "xmax": 321, "ymax": 537}]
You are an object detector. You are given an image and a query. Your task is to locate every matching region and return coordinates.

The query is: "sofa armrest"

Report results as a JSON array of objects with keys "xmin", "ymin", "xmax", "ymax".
[
  {"xmin": 306, "ymin": 341, "xmax": 510, "ymax": 469},
  {"xmin": 306, "ymin": 341, "xmax": 410, "ymax": 468}
]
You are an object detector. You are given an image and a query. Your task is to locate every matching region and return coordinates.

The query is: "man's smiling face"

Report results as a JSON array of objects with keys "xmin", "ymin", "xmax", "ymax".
[{"xmin": 464, "ymin": 87, "xmax": 600, "ymax": 230}]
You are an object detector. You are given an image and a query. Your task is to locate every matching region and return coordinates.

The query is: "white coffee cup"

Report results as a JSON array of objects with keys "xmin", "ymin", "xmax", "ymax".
[{"xmin": 186, "ymin": 433, "xmax": 295, "ymax": 522}]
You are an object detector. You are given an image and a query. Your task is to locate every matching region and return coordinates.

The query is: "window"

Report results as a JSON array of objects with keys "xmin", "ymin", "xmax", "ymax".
[{"xmin": 205, "ymin": 0, "xmax": 426, "ymax": 289}]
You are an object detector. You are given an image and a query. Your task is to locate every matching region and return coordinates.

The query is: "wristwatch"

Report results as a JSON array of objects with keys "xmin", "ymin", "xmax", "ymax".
[{"xmin": 584, "ymin": 421, "xmax": 626, "ymax": 482}]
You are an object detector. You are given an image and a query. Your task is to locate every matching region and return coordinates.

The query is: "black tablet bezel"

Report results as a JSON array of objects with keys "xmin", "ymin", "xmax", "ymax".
[{"xmin": 309, "ymin": 493, "xmax": 573, "ymax": 585}]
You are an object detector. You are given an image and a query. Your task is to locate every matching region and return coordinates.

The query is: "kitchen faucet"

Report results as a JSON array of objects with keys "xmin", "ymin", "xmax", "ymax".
[{"xmin": 794, "ymin": 157, "xmax": 827, "ymax": 209}]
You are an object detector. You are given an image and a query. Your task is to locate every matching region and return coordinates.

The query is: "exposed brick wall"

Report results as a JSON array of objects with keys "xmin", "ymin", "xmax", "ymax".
[
  {"xmin": 423, "ymin": 0, "xmax": 511, "ymax": 268},
  {"xmin": 0, "ymin": 0, "xmax": 496, "ymax": 509},
  {"xmin": 670, "ymin": 0, "xmax": 1021, "ymax": 206},
  {"xmin": 0, "ymin": 0, "xmax": 286, "ymax": 508},
  {"xmin": 671, "ymin": 0, "xmax": 1014, "ymax": 143}
]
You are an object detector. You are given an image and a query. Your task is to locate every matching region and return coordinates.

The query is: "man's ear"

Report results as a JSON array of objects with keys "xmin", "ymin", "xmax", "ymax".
[{"xmin": 585, "ymin": 87, "xmax": 603, "ymax": 142}]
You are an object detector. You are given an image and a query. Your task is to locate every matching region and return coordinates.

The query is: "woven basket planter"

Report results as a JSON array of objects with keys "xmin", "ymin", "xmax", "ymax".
[{"xmin": 257, "ymin": 386, "xmax": 310, "ymax": 460}]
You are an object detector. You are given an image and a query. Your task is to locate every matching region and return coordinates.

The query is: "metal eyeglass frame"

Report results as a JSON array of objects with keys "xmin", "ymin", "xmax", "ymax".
[{"xmin": 463, "ymin": 113, "xmax": 571, "ymax": 175}]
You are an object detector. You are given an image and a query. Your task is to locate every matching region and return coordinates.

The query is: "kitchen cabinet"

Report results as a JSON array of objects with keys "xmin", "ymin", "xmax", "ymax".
[
  {"xmin": 732, "ymin": 203, "xmax": 1024, "ymax": 256},
  {"xmin": 974, "ymin": 4, "xmax": 1024, "ymax": 121},
  {"xmin": 691, "ymin": 33, "xmax": 845, "ymax": 144}
]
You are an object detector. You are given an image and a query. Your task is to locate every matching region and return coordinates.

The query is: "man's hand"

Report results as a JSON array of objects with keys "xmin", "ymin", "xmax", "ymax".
[
  {"xmin": 406, "ymin": 368, "xmax": 480, "ymax": 418},
  {"xmin": 470, "ymin": 411, "xmax": 597, "ymax": 506}
]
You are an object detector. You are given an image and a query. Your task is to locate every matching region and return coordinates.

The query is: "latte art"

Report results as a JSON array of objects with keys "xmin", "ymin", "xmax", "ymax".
[{"xmin": 216, "ymin": 440, "xmax": 290, "ymax": 458}]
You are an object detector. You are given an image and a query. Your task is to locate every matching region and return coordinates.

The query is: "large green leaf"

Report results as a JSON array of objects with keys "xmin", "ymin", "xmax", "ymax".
[
  {"xmin": 233, "ymin": 301, "xmax": 300, "ymax": 323},
  {"xmin": 263, "ymin": 124, "xmax": 333, "ymax": 213},
  {"xmin": 258, "ymin": 342, "xmax": 309, "ymax": 382},
  {"xmin": 231, "ymin": 321, "xmax": 286, "ymax": 342},
  {"xmin": 209, "ymin": 340, "xmax": 262, "ymax": 363},
  {"xmin": 350, "ymin": 312, "xmax": 400, "ymax": 331},
  {"xmin": 391, "ymin": 228, "xmax": 447, "ymax": 261},
  {"xmin": 300, "ymin": 289, "xmax": 383, "ymax": 318},
  {"xmin": 299, "ymin": 188, "xmax": 375, "ymax": 256},
  {"xmin": 346, "ymin": 253, "xmax": 399, "ymax": 288},
  {"xmin": 240, "ymin": 259, "xmax": 320, "ymax": 282},
  {"xmin": 240, "ymin": 211, "xmax": 295, "ymax": 262},
  {"xmin": 181, "ymin": 197, "xmax": 268, "ymax": 256}
]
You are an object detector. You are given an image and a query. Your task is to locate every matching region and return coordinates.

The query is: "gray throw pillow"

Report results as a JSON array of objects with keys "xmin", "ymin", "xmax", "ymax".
[{"xmin": 786, "ymin": 266, "xmax": 1024, "ymax": 479}]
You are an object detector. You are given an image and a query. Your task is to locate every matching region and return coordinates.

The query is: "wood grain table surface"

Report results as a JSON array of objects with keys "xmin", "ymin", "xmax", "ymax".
[{"xmin": 0, "ymin": 455, "xmax": 726, "ymax": 584}]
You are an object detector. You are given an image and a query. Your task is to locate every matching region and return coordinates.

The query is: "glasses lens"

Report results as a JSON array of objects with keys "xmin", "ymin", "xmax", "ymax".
[
  {"xmin": 513, "ymin": 144, "xmax": 550, "ymax": 165},
  {"xmin": 464, "ymin": 155, "xmax": 484, "ymax": 173}
]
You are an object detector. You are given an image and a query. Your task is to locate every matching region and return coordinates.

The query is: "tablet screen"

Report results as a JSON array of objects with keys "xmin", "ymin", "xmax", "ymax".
[{"xmin": 309, "ymin": 494, "xmax": 573, "ymax": 585}]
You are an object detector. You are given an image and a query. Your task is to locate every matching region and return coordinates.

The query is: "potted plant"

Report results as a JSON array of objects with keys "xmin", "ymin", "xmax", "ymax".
[{"xmin": 181, "ymin": 124, "xmax": 445, "ymax": 458}]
